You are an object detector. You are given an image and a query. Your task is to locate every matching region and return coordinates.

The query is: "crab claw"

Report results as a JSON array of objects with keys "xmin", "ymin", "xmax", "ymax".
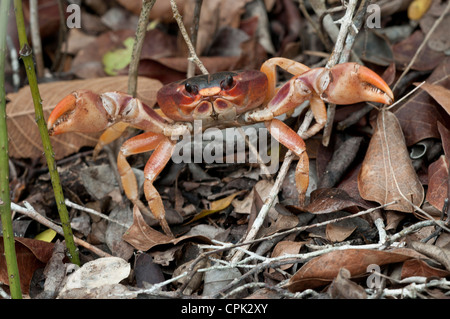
[
  {"xmin": 319, "ymin": 63, "xmax": 394, "ymax": 105},
  {"xmin": 47, "ymin": 90, "xmax": 110, "ymax": 136}
]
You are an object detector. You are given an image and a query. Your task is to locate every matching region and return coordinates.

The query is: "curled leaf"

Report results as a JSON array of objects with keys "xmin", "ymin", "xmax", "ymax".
[
  {"xmin": 122, "ymin": 206, "xmax": 210, "ymax": 251},
  {"xmin": 358, "ymin": 110, "xmax": 424, "ymax": 212}
]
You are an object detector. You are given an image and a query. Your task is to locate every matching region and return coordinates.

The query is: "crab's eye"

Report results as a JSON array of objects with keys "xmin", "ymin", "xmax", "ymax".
[
  {"xmin": 185, "ymin": 83, "xmax": 199, "ymax": 95},
  {"xmin": 220, "ymin": 75, "xmax": 234, "ymax": 90}
]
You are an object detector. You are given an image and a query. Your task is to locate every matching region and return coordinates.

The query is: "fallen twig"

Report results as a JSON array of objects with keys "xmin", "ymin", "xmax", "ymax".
[{"xmin": 11, "ymin": 202, "xmax": 112, "ymax": 258}]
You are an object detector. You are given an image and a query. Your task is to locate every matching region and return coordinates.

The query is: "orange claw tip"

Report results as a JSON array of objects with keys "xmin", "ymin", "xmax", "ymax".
[
  {"xmin": 46, "ymin": 94, "xmax": 77, "ymax": 134},
  {"xmin": 357, "ymin": 65, "xmax": 394, "ymax": 105}
]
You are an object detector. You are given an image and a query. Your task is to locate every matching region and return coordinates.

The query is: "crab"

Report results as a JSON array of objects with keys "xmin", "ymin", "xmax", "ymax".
[{"xmin": 47, "ymin": 57, "xmax": 394, "ymax": 236}]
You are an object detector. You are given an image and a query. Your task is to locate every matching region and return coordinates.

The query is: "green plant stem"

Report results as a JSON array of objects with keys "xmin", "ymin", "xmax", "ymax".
[
  {"xmin": 128, "ymin": 0, "xmax": 156, "ymax": 96},
  {"xmin": 13, "ymin": 0, "xmax": 80, "ymax": 266},
  {"xmin": 0, "ymin": 0, "xmax": 22, "ymax": 299}
]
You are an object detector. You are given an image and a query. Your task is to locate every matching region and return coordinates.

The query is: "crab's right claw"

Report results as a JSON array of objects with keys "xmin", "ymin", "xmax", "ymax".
[
  {"xmin": 321, "ymin": 63, "xmax": 394, "ymax": 106},
  {"xmin": 47, "ymin": 90, "xmax": 110, "ymax": 136}
]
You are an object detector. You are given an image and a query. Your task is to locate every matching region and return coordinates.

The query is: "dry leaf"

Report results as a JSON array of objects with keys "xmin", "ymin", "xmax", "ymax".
[
  {"xmin": 303, "ymin": 188, "xmax": 370, "ymax": 215},
  {"xmin": 439, "ymin": 121, "xmax": 450, "ymax": 159},
  {"xmin": 327, "ymin": 268, "xmax": 367, "ymax": 299},
  {"xmin": 409, "ymin": 241, "xmax": 450, "ymax": 272},
  {"xmin": 358, "ymin": 110, "xmax": 424, "ymax": 212},
  {"xmin": 393, "ymin": 30, "xmax": 445, "ymax": 71},
  {"xmin": 122, "ymin": 206, "xmax": 210, "ymax": 251},
  {"xmin": 57, "ymin": 257, "xmax": 131, "ymax": 298},
  {"xmin": 326, "ymin": 223, "xmax": 356, "ymax": 243},
  {"xmin": 6, "ymin": 76, "xmax": 161, "ymax": 160},
  {"xmin": 401, "ymin": 258, "xmax": 450, "ymax": 279},
  {"xmin": 408, "ymin": 0, "xmax": 432, "ymax": 20},
  {"xmin": 394, "ymin": 57, "xmax": 450, "ymax": 146},
  {"xmin": 287, "ymin": 248, "xmax": 416, "ymax": 292},
  {"xmin": 270, "ymin": 241, "xmax": 305, "ymax": 271},
  {"xmin": 419, "ymin": 2, "xmax": 450, "ymax": 52},
  {"xmin": 416, "ymin": 82, "xmax": 450, "ymax": 116},
  {"xmin": 187, "ymin": 190, "xmax": 246, "ymax": 224},
  {"xmin": 426, "ymin": 155, "xmax": 449, "ymax": 211},
  {"xmin": 0, "ymin": 237, "xmax": 54, "ymax": 294}
]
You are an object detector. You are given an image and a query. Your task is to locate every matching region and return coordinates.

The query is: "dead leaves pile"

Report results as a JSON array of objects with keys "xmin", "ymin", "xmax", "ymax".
[{"xmin": 1, "ymin": 0, "xmax": 450, "ymax": 299}]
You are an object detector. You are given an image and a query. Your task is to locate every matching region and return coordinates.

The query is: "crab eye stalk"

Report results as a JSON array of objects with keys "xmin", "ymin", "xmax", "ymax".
[
  {"xmin": 220, "ymin": 75, "xmax": 234, "ymax": 90},
  {"xmin": 185, "ymin": 82, "xmax": 199, "ymax": 95}
]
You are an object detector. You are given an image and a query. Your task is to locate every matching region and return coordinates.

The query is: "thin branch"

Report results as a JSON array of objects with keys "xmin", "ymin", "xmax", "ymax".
[
  {"xmin": 170, "ymin": 0, "xmax": 208, "ymax": 75},
  {"xmin": 64, "ymin": 199, "xmax": 131, "ymax": 228},
  {"xmin": 322, "ymin": 0, "xmax": 359, "ymax": 147},
  {"xmin": 29, "ymin": 0, "xmax": 44, "ymax": 77},
  {"xmin": 325, "ymin": 0, "xmax": 359, "ymax": 68},
  {"xmin": 187, "ymin": 0, "xmax": 203, "ymax": 78},
  {"xmin": 11, "ymin": 202, "xmax": 112, "ymax": 258},
  {"xmin": 380, "ymin": 278, "xmax": 450, "ymax": 298},
  {"xmin": 128, "ymin": 0, "xmax": 156, "ymax": 97}
]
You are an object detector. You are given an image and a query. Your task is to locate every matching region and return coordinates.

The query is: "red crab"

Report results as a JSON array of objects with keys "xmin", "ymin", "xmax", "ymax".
[{"xmin": 47, "ymin": 57, "xmax": 393, "ymax": 236}]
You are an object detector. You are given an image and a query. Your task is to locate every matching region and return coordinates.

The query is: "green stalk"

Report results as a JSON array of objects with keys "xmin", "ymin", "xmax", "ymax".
[
  {"xmin": 13, "ymin": 0, "xmax": 80, "ymax": 266},
  {"xmin": 0, "ymin": 0, "xmax": 22, "ymax": 299}
]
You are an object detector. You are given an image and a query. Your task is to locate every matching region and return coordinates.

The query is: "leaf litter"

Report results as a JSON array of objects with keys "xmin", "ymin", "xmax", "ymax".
[{"xmin": 2, "ymin": 0, "xmax": 450, "ymax": 300}]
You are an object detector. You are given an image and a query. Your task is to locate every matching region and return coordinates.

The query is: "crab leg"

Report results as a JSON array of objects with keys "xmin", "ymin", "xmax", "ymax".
[
  {"xmin": 265, "ymin": 119, "xmax": 309, "ymax": 205},
  {"xmin": 143, "ymin": 137, "xmax": 176, "ymax": 237},
  {"xmin": 93, "ymin": 122, "xmax": 130, "ymax": 158},
  {"xmin": 260, "ymin": 57, "xmax": 311, "ymax": 105},
  {"xmin": 252, "ymin": 58, "xmax": 327, "ymax": 139},
  {"xmin": 118, "ymin": 132, "xmax": 174, "ymax": 236}
]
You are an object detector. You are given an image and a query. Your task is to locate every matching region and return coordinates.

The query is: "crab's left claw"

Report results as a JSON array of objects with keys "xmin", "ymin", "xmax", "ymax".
[
  {"xmin": 47, "ymin": 91, "xmax": 110, "ymax": 136},
  {"xmin": 320, "ymin": 63, "xmax": 394, "ymax": 105}
]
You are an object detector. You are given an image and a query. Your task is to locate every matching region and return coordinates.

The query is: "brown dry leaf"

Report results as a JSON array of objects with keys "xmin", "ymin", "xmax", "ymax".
[
  {"xmin": 122, "ymin": 206, "xmax": 210, "ymax": 251},
  {"xmin": 358, "ymin": 109, "xmax": 424, "ymax": 212},
  {"xmin": 394, "ymin": 57, "xmax": 450, "ymax": 146},
  {"xmin": 302, "ymin": 188, "xmax": 370, "ymax": 215},
  {"xmin": 326, "ymin": 223, "xmax": 356, "ymax": 243},
  {"xmin": 270, "ymin": 241, "xmax": 305, "ymax": 271},
  {"xmin": 439, "ymin": 121, "xmax": 450, "ymax": 159},
  {"xmin": 393, "ymin": 30, "xmax": 445, "ymax": 71},
  {"xmin": 6, "ymin": 76, "xmax": 161, "ymax": 160},
  {"xmin": 287, "ymin": 248, "xmax": 415, "ymax": 292},
  {"xmin": 401, "ymin": 259, "xmax": 450, "ymax": 279},
  {"xmin": 409, "ymin": 241, "xmax": 450, "ymax": 272},
  {"xmin": 426, "ymin": 155, "xmax": 449, "ymax": 211},
  {"xmin": 0, "ymin": 237, "xmax": 54, "ymax": 294},
  {"xmin": 415, "ymin": 82, "xmax": 450, "ymax": 116},
  {"xmin": 327, "ymin": 268, "xmax": 367, "ymax": 299}
]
